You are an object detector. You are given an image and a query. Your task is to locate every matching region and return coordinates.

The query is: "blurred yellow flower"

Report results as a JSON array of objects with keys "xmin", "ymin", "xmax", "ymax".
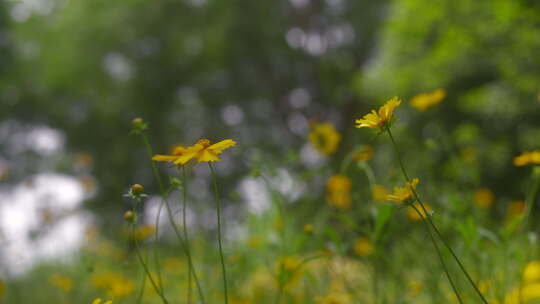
[
  {"xmin": 49, "ymin": 274, "xmax": 73, "ymax": 293},
  {"xmin": 524, "ymin": 261, "xmax": 540, "ymax": 283},
  {"xmin": 407, "ymin": 203, "xmax": 432, "ymax": 221},
  {"xmin": 372, "ymin": 184, "xmax": 388, "ymax": 201},
  {"xmin": 153, "ymin": 139, "xmax": 236, "ymax": 165},
  {"xmin": 387, "ymin": 178, "xmax": 419, "ymax": 203},
  {"xmin": 125, "ymin": 225, "xmax": 156, "ymax": 241},
  {"xmin": 303, "ymin": 224, "xmax": 314, "ymax": 233},
  {"xmin": 353, "ymin": 237, "xmax": 374, "ymax": 257},
  {"xmin": 308, "ymin": 122, "xmax": 341, "ymax": 156},
  {"xmin": 507, "ymin": 200, "xmax": 525, "ymax": 220},
  {"xmin": 314, "ymin": 291, "xmax": 352, "ymax": 304},
  {"xmin": 522, "ymin": 283, "xmax": 540, "ymax": 302},
  {"xmin": 513, "ymin": 150, "xmax": 540, "ymax": 167},
  {"xmin": 475, "ymin": 188, "xmax": 495, "ymax": 208},
  {"xmin": 91, "ymin": 271, "xmax": 135, "ymax": 299},
  {"xmin": 410, "ymin": 88, "xmax": 446, "ymax": 111},
  {"xmin": 326, "ymin": 175, "xmax": 352, "ymax": 209},
  {"xmin": 355, "ymin": 97, "xmax": 401, "ymax": 129},
  {"xmin": 92, "ymin": 299, "xmax": 112, "ymax": 304},
  {"xmin": 407, "ymin": 280, "xmax": 424, "ymax": 297},
  {"xmin": 354, "ymin": 145, "xmax": 373, "ymax": 161}
]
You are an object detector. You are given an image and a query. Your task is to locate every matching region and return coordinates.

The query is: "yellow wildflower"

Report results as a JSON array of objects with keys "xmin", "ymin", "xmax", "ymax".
[
  {"xmin": 523, "ymin": 283, "xmax": 540, "ymax": 302},
  {"xmin": 308, "ymin": 122, "xmax": 341, "ymax": 156},
  {"xmin": 303, "ymin": 224, "xmax": 314, "ymax": 233},
  {"xmin": 407, "ymin": 202, "xmax": 431, "ymax": 221},
  {"xmin": 91, "ymin": 271, "xmax": 135, "ymax": 299},
  {"xmin": 386, "ymin": 178, "xmax": 419, "ymax": 203},
  {"xmin": 475, "ymin": 188, "xmax": 494, "ymax": 209},
  {"xmin": 372, "ymin": 184, "xmax": 388, "ymax": 201},
  {"xmin": 355, "ymin": 96, "xmax": 401, "ymax": 129},
  {"xmin": 513, "ymin": 150, "xmax": 540, "ymax": 167},
  {"xmin": 354, "ymin": 145, "xmax": 373, "ymax": 161},
  {"xmin": 153, "ymin": 139, "xmax": 236, "ymax": 165},
  {"xmin": 524, "ymin": 261, "xmax": 540, "ymax": 283},
  {"xmin": 410, "ymin": 88, "xmax": 446, "ymax": 111},
  {"xmin": 507, "ymin": 200, "xmax": 525, "ymax": 220},
  {"xmin": 92, "ymin": 299, "xmax": 113, "ymax": 304},
  {"xmin": 407, "ymin": 280, "xmax": 423, "ymax": 297},
  {"xmin": 49, "ymin": 274, "xmax": 73, "ymax": 293},
  {"xmin": 326, "ymin": 175, "xmax": 352, "ymax": 209},
  {"xmin": 353, "ymin": 236, "xmax": 374, "ymax": 257}
]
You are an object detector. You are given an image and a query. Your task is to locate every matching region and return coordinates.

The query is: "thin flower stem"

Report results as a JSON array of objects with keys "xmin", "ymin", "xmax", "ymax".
[
  {"xmin": 410, "ymin": 204, "xmax": 464, "ymax": 304},
  {"xmin": 385, "ymin": 125, "xmax": 489, "ymax": 304},
  {"xmin": 182, "ymin": 166, "xmax": 193, "ymax": 304},
  {"xmin": 521, "ymin": 169, "xmax": 540, "ymax": 231},
  {"xmin": 140, "ymin": 133, "xmax": 206, "ymax": 303},
  {"xmin": 136, "ymin": 272, "xmax": 146, "ymax": 304},
  {"xmin": 132, "ymin": 224, "xmax": 169, "ymax": 304},
  {"xmin": 209, "ymin": 163, "xmax": 229, "ymax": 304}
]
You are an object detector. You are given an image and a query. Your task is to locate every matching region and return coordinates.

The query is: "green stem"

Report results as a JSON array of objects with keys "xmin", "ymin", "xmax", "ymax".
[
  {"xmin": 132, "ymin": 224, "xmax": 169, "ymax": 304},
  {"xmin": 136, "ymin": 265, "xmax": 147, "ymax": 304},
  {"xmin": 385, "ymin": 125, "xmax": 487, "ymax": 303},
  {"xmin": 182, "ymin": 166, "xmax": 193, "ymax": 304},
  {"xmin": 140, "ymin": 133, "xmax": 206, "ymax": 303},
  {"xmin": 521, "ymin": 169, "xmax": 540, "ymax": 231},
  {"xmin": 410, "ymin": 204, "xmax": 463, "ymax": 304},
  {"xmin": 209, "ymin": 163, "xmax": 229, "ymax": 304}
]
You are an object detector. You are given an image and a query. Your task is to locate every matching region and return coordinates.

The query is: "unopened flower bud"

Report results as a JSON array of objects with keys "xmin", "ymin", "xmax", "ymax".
[
  {"xmin": 131, "ymin": 184, "xmax": 144, "ymax": 195},
  {"xmin": 131, "ymin": 117, "xmax": 143, "ymax": 126},
  {"xmin": 124, "ymin": 211, "xmax": 135, "ymax": 223}
]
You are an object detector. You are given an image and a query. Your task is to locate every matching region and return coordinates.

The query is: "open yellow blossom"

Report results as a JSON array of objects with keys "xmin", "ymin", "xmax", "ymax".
[
  {"xmin": 410, "ymin": 88, "xmax": 446, "ymax": 111},
  {"xmin": 308, "ymin": 122, "xmax": 341, "ymax": 156},
  {"xmin": 524, "ymin": 261, "xmax": 540, "ymax": 283},
  {"xmin": 353, "ymin": 236, "xmax": 374, "ymax": 257},
  {"xmin": 326, "ymin": 175, "xmax": 352, "ymax": 209},
  {"xmin": 475, "ymin": 188, "xmax": 494, "ymax": 209},
  {"xmin": 407, "ymin": 202, "xmax": 432, "ymax": 221},
  {"xmin": 387, "ymin": 178, "xmax": 419, "ymax": 203},
  {"xmin": 153, "ymin": 139, "xmax": 236, "ymax": 165},
  {"xmin": 355, "ymin": 96, "xmax": 401, "ymax": 129},
  {"xmin": 513, "ymin": 150, "xmax": 540, "ymax": 167}
]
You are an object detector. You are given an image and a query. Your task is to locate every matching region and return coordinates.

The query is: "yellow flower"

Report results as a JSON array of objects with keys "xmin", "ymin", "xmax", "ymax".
[
  {"xmin": 407, "ymin": 280, "xmax": 424, "ymax": 297},
  {"xmin": 153, "ymin": 139, "xmax": 236, "ymax": 165},
  {"xmin": 524, "ymin": 261, "xmax": 540, "ymax": 283},
  {"xmin": 410, "ymin": 89, "xmax": 446, "ymax": 111},
  {"xmin": 92, "ymin": 299, "xmax": 113, "ymax": 304},
  {"xmin": 372, "ymin": 185, "xmax": 388, "ymax": 201},
  {"xmin": 407, "ymin": 203, "xmax": 432, "ymax": 221},
  {"xmin": 507, "ymin": 200, "xmax": 525, "ymax": 220},
  {"xmin": 49, "ymin": 274, "xmax": 73, "ymax": 293},
  {"xmin": 91, "ymin": 271, "xmax": 135, "ymax": 299},
  {"xmin": 326, "ymin": 175, "xmax": 352, "ymax": 209},
  {"xmin": 303, "ymin": 224, "xmax": 314, "ymax": 233},
  {"xmin": 354, "ymin": 145, "xmax": 373, "ymax": 161},
  {"xmin": 353, "ymin": 236, "xmax": 374, "ymax": 257},
  {"xmin": 513, "ymin": 150, "xmax": 540, "ymax": 167},
  {"xmin": 475, "ymin": 188, "xmax": 495, "ymax": 209},
  {"xmin": 355, "ymin": 96, "xmax": 401, "ymax": 129},
  {"xmin": 308, "ymin": 122, "xmax": 341, "ymax": 156},
  {"xmin": 386, "ymin": 178, "xmax": 419, "ymax": 203}
]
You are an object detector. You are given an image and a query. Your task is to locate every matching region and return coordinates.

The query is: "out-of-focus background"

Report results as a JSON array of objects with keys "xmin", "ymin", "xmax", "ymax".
[{"xmin": 1, "ymin": 0, "xmax": 540, "ymax": 303}]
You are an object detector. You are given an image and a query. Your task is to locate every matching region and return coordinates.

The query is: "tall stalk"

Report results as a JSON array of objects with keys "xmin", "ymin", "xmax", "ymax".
[
  {"xmin": 385, "ymin": 125, "xmax": 488, "ymax": 304},
  {"xmin": 181, "ymin": 166, "xmax": 193, "ymax": 304},
  {"xmin": 140, "ymin": 133, "xmax": 206, "ymax": 303},
  {"xmin": 209, "ymin": 163, "xmax": 229, "ymax": 304}
]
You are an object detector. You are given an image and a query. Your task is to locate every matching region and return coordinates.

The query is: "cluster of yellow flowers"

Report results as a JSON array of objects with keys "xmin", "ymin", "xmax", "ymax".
[
  {"xmin": 153, "ymin": 138, "xmax": 236, "ymax": 165},
  {"xmin": 497, "ymin": 261, "xmax": 540, "ymax": 304},
  {"xmin": 410, "ymin": 89, "xmax": 446, "ymax": 112},
  {"xmin": 308, "ymin": 122, "xmax": 341, "ymax": 156},
  {"xmin": 513, "ymin": 150, "xmax": 540, "ymax": 167},
  {"xmin": 326, "ymin": 175, "xmax": 352, "ymax": 209}
]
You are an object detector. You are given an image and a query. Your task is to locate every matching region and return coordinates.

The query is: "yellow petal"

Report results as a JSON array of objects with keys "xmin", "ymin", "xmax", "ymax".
[
  {"xmin": 152, "ymin": 154, "xmax": 179, "ymax": 162},
  {"xmin": 104, "ymin": 301, "xmax": 113, "ymax": 304},
  {"xmin": 208, "ymin": 139, "xmax": 237, "ymax": 153},
  {"xmin": 92, "ymin": 299, "xmax": 102, "ymax": 304},
  {"xmin": 173, "ymin": 151, "xmax": 198, "ymax": 165},
  {"xmin": 197, "ymin": 149, "xmax": 220, "ymax": 162}
]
